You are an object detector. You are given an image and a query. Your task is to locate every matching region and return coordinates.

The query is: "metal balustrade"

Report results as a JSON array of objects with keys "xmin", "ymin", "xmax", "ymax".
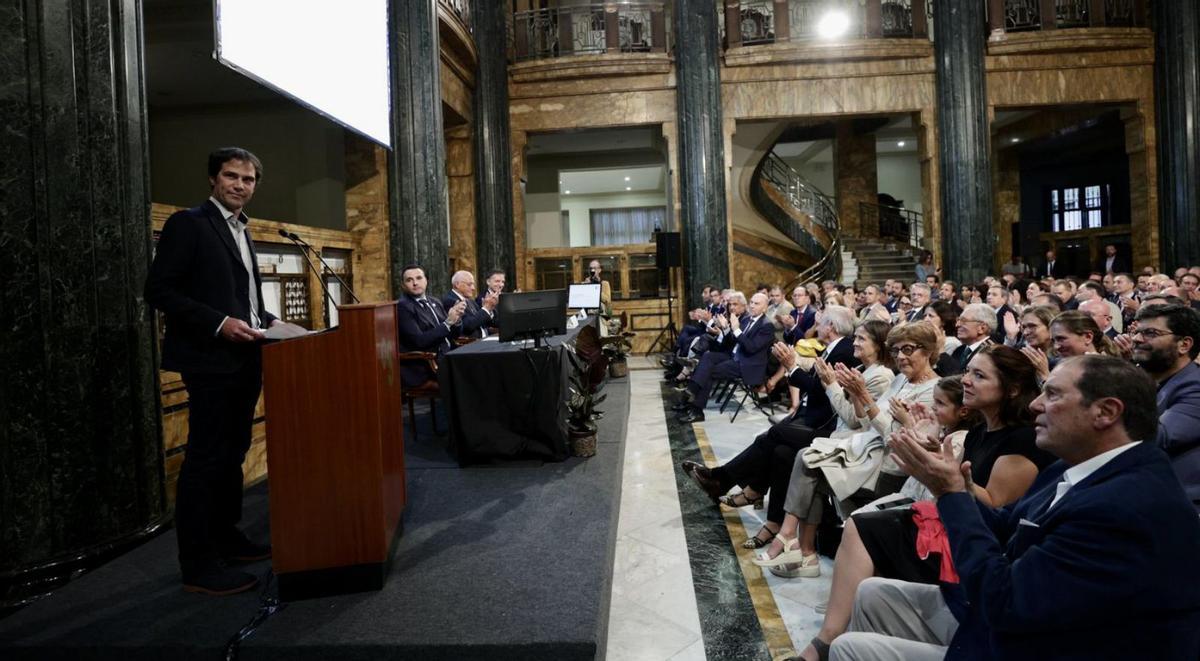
[{"xmin": 510, "ymin": 2, "xmax": 670, "ymax": 61}]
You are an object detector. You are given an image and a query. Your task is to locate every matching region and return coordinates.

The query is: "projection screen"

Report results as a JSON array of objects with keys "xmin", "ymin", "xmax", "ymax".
[{"xmin": 213, "ymin": 0, "xmax": 392, "ymax": 147}]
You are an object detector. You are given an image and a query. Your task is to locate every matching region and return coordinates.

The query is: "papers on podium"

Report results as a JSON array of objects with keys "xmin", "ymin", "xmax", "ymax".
[{"xmin": 263, "ymin": 322, "xmax": 313, "ymax": 340}]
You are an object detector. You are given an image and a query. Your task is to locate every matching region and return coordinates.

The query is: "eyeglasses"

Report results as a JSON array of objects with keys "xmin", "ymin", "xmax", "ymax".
[
  {"xmin": 1133, "ymin": 328, "xmax": 1175, "ymax": 340},
  {"xmin": 888, "ymin": 344, "xmax": 922, "ymax": 356}
]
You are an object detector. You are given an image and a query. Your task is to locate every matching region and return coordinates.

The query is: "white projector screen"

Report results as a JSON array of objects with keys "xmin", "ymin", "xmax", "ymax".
[{"xmin": 214, "ymin": 0, "xmax": 391, "ymax": 147}]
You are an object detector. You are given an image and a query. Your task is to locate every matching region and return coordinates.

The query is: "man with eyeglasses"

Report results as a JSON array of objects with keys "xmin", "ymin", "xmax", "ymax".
[
  {"xmin": 950, "ymin": 304, "xmax": 997, "ymax": 374},
  {"xmin": 1131, "ymin": 304, "xmax": 1200, "ymax": 512}
]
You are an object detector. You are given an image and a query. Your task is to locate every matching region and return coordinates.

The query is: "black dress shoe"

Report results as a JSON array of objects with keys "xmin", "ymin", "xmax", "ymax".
[
  {"xmin": 677, "ymin": 408, "xmax": 705, "ymax": 424},
  {"xmin": 671, "ymin": 401, "xmax": 691, "ymax": 411},
  {"xmin": 682, "ymin": 459, "xmax": 722, "ymax": 499},
  {"xmin": 182, "ymin": 566, "xmax": 258, "ymax": 596}
]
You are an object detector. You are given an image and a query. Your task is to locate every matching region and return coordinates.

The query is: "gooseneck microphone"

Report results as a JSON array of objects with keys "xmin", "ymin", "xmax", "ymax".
[
  {"xmin": 277, "ymin": 230, "xmax": 361, "ymax": 306},
  {"xmin": 277, "ymin": 230, "xmax": 340, "ymax": 323}
]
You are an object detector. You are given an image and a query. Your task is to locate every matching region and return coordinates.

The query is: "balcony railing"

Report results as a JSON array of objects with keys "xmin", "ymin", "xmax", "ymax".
[
  {"xmin": 753, "ymin": 151, "xmax": 843, "ymax": 287},
  {"xmin": 440, "ymin": 0, "xmax": 471, "ymax": 33},
  {"xmin": 510, "ymin": 2, "xmax": 670, "ymax": 62},
  {"xmin": 989, "ymin": 0, "xmax": 1145, "ymax": 33},
  {"xmin": 723, "ymin": 0, "xmax": 929, "ymax": 48},
  {"xmin": 858, "ymin": 201, "xmax": 924, "ymax": 251}
]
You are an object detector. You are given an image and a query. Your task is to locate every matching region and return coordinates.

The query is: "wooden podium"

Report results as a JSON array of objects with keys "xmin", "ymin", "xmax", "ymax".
[{"xmin": 261, "ymin": 302, "xmax": 406, "ymax": 601}]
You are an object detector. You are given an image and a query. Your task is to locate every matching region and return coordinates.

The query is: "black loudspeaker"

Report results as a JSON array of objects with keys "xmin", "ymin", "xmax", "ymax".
[{"xmin": 655, "ymin": 231, "xmax": 682, "ymax": 268}]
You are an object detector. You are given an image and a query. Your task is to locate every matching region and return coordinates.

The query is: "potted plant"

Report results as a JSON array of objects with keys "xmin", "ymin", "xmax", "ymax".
[
  {"xmin": 601, "ymin": 332, "xmax": 634, "ymax": 378},
  {"xmin": 567, "ymin": 361, "xmax": 605, "ymax": 457}
]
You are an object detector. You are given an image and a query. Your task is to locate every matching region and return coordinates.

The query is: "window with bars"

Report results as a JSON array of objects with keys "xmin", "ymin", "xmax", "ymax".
[{"xmin": 1049, "ymin": 184, "xmax": 1109, "ymax": 232}]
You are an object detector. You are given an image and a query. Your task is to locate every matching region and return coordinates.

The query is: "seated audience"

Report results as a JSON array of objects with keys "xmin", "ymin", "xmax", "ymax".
[
  {"xmin": 1014, "ymin": 305, "xmax": 1058, "ymax": 382},
  {"xmin": 923, "ymin": 300, "xmax": 961, "ymax": 376},
  {"xmin": 1132, "ymin": 304, "xmax": 1200, "ymax": 511},
  {"xmin": 684, "ymin": 319, "xmax": 892, "ymax": 547},
  {"xmin": 396, "ymin": 264, "xmax": 464, "ymax": 387},
  {"xmin": 835, "ymin": 356, "xmax": 1200, "ymax": 660},
  {"xmin": 1049, "ymin": 310, "xmax": 1115, "ymax": 358},
  {"xmin": 442, "ymin": 270, "xmax": 496, "ymax": 339},
  {"xmin": 950, "ymin": 304, "xmax": 996, "ymax": 373},
  {"xmin": 675, "ymin": 292, "xmax": 776, "ymax": 422},
  {"xmin": 753, "ymin": 323, "xmax": 942, "ymax": 578}
]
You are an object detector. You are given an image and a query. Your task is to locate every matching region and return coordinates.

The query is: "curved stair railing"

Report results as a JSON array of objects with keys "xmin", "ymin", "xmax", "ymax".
[{"xmin": 750, "ymin": 150, "xmax": 842, "ymax": 290}]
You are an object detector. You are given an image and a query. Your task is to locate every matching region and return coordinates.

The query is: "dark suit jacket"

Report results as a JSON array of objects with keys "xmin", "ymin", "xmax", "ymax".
[
  {"xmin": 1096, "ymin": 255, "xmax": 1130, "ymax": 274},
  {"xmin": 397, "ymin": 294, "xmax": 461, "ymax": 387},
  {"xmin": 905, "ymin": 306, "xmax": 927, "ymax": 323},
  {"xmin": 794, "ymin": 305, "xmax": 817, "ymax": 337},
  {"xmin": 788, "ymin": 336, "xmax": 860, "ymax": 431},
  {"xmin": 145, "ymin": 200, "xmax": 278, "ymax": 374},
  {"xmin": 443, "ymin": 291, "xmax": 492, "ymax": 338},
  {"xmin": 991, "ymin": 305, "xmax": 1014, "ymax": 344},
  {"xmin": 940, "ymin": 442, "xmax": 1200, "ymax": 660},
  {"xmin": 1157, "ymin": 362, "xmax": 1200, "ymax": 510},
  {"xmin": 1039, "ymin": 259, "xmax": 1064, "ymax": 279},
  {"xmin": 716, "ymin": 314, "xmax": 776, "ymax": 386},
  {"xmin": 951, "ymin": 339, "xmax": 991, "ymax": 372}
]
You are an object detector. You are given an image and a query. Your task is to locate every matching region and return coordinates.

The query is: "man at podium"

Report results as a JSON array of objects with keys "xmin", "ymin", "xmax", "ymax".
[{"xmin": 145, "ymin": 147, "xmax": 279, "ymax": 596}]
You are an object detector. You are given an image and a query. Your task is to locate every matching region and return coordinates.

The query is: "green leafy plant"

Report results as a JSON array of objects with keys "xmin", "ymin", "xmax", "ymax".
[{"xmin": 567, "ymin": 352, "xmax": 606, "ymax": 434}]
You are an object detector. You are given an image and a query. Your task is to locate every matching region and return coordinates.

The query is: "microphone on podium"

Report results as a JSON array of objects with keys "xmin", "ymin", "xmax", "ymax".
[{"xmin": 277, "ymin": 229, "xmax": 361, "ymax": 308}]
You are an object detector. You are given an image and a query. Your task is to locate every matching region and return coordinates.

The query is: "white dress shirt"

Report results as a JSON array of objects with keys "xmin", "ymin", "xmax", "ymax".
[{"xmin": 210, "ymin": 196, "xmax": 261, "ymax": 334}]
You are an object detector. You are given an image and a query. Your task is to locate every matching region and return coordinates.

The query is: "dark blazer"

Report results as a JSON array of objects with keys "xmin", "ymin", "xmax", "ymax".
[
  {"xmin": 939, "ymin": 442, "xmax": 1200, "ymax": 660},
  {"xmin": 1096, "ymin": 254, "xmax": 1130, "ymax": 274},
  {"xmin": 718, "ymin": 314, "xmax": 776, "ymax": 386},
  {"xmin": 794, "ymin": 305, "xmax": 817, "ymax": 337},
  {"xmin": 789, "ymin": 335, "xmax": 860, "ymax": 431},
  {"xmin": 905, "ymin": 305, "xmax": 927, "ymax": 323},
  {"xmin": 1157, "ymin": 362, "xmax": 1200, "ymax": 510},
  {"xmin": 145, "ymin": 200, "xmax": 278, "ymax": 374},
  {"xmin": 1039, "ymin": 259, "xmax": 1064, "ymax": 279},
  {"xmin": 397, "ymin": 293, "xmax": 461, "ymax": 387},
  {"xmin": 991, "ymin": 305, "xmax": 1014, "ymax": 344},
  {"xmin": 442, "ymin": 290, "xmax": 492, "ymax": 338},
  {"xmin": 951, "ymin": 339, "xmax": 991, "ymax": 372}
]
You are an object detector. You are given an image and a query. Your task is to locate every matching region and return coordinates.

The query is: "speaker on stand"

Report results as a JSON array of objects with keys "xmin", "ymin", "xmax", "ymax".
[{"xmin": 649, "ymin": 231, "xmax": 682, "ymax": 354}]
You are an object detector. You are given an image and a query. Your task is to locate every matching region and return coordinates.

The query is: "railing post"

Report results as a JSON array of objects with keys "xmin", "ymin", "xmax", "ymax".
[
  {"xmin": 725, "ymin": 0, "xmax": 742, "ymax": 49},
  {"xmin": 986, "ymin": 0, "xmax": 1004, "ymax": 33},
  {"xmin": 865, "ymin": 0, "xmax": 883, "ymax": 38},
  {"xmin": 773, "ymin": 0, "xmax": 791, "ymax": 41},
  {"xmin": 651, "ymin": 7, "xmax": 667, "ymax": 52},
  {"xmin": 558, "ymin": 8, "xmax": 574, "ymax": 55},
  {"xmin": 913, "ymin": 0, "xmax": 928, "ymax": 38},
  {"xmin": 605, "ymin": 4, "xmax": 621, "ymax": 53},
  {"xmin": 1088, "ymin": 0, "xmax": 1106, "ymax": 26},
  {"xmin": 514, "ymin": 12, "xmax": 530, "ymax": 59},
  {"xmin": 1039, "ymin": 0, "xmax": 1057, "ymax": 30}
]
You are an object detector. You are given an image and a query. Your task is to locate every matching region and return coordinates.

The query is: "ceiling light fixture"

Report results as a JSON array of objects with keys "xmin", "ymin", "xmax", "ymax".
[
  {"xmin": 897, "ymin": 141, "xmax": 906, "ymax": 147},
  {"xmin": 624, "ymin": 176, "xmax": 631, "ymax": 181},
  {"xmin": 816, "ymin": 9, "xmax": 851, "ymax": 39},
  {"xmin": 564, "ymin": 190, "xmax": 571, "ymax": 194},
  {"xmin": 625, "ymin": 186, "xmax": 631, "ymax": 191},
  {"xmin": 1010, "ymin": 137, "xmax": 1020, "ymax": 144}
]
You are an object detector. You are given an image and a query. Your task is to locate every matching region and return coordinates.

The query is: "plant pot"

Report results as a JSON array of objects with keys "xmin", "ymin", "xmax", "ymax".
[
  {"xmin": 608, "ymin": 359, "xmax": 629, "ymax": 378},
  {"xmin": 570, "ymin": 430, "xmax": 597, "ymax": 458}
]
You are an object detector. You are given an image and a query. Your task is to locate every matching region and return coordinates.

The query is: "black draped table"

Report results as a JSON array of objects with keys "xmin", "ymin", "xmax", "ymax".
[{"xmin": 440, "ymin": 316, "xmax": 599, "ymax": 464}]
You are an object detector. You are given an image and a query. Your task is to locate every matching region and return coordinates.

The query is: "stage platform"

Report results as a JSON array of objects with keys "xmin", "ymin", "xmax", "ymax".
[{"xmin": 0, "ymin": 377, "xmax": 630, "ymax": 661}]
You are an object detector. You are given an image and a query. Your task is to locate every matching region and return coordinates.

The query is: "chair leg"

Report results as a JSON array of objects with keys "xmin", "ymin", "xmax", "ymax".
[
  {"xmin": 730, "ymin": 388, "xmax": 751, "ymax": 422},
  {"xmin": 718, "ymin": 380, "xmax": 739, "ymax": 413}
]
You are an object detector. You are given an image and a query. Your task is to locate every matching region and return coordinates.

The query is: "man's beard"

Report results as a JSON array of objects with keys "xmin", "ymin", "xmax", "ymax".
[{"xmin": 1132, "ymin": 344, "xmax": 1176, "ymax": 374}]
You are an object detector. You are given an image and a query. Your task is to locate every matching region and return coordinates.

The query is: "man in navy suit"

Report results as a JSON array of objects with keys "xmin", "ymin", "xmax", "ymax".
[
  {"xmin": 397, "ymin": 265, "xmax": 464, "ymax": 388},
  {"xmin": 442, "ymin": 270, "xmax": 497, "ymax": 339},
  {"xmin": 782, "ymin": 285, "xmax": 817, "ymax": 344},
  {"xmin": 676, "ymin": 292, "xmax": 776, "ymax": 422},
  {"xmin": 834, "ymin": 355, "xmax": 1200, "ymax": 660},
  {"xmin": 146, "ymin": 147, "xmax": 280, "ymax": 596},
  {"xmin": 1133, "ymin": 304, "xmax": 1200, "ymax": 511}
]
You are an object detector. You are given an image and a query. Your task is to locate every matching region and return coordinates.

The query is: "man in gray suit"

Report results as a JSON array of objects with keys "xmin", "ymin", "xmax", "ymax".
[{"xmin": 1132, "ymin": 303, "xmax": 1200, "ymax": 511}]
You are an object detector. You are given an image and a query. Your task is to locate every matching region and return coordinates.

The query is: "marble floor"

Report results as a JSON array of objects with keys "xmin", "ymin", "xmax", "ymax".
[{"xmin": 606, "ymin": 368, "xmax": 832, "ymax": 660}]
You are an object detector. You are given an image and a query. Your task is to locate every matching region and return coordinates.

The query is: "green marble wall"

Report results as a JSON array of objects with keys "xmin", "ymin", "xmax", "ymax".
[
  {"xmin": 472, "ymin": 0, "xmax": 517, "ymax": 281},
  {"xmin": 0, "ymin": 0, "xmax": 165, "ymax": 582},
  {"xmin": 1154, "ymin": 0, "xmax": 1200, "ymax": 269}
]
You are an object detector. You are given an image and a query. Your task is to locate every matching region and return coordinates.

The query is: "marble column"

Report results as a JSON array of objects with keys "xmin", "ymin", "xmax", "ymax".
[
  {"xmin": 471, "ymin": 0, "xmax": 516, "ymax": 280},
  {"xmin": 388, "ymin": 0, "xmax": 451, "ymax": 295},
  {"xmin": 1154, "ymin": 0, "xmax": 1200, "ymax": 269},
  {"xmin": 933, "ymin": 0, "xmax": 993, "ymax": 284},
  {"xmin": 675, "ymin": 0, "xmax": 730, "ymax": 307},
  {"xmin": 834, "ymin": 122, "xmax": 878, "ymax": 239},
  {"xmin": 0, "ymin": 0, "xmax": 164, "ymax": 591}
]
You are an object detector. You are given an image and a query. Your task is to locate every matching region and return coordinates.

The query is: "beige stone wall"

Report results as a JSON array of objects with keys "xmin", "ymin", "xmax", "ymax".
[
  {"xmin": 344, "ymin": 134, "xmax": 392, "ymax": 303},
  {"xmin": 731, "ymin": 228, "xmax": 815, "ymax": 294},
  {"xmin": 835, "ymin": 121, "xmax": 878, "ymax": 239},
  {"xmin": 446, "ymin": 125, "xmax": 477, "ymax": 277}
]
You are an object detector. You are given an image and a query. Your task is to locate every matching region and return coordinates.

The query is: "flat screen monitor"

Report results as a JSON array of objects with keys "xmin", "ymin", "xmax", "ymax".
[
  {"xmin": 568, "ymin": 283, "xmax": 602, "ymax": 309},
  {"xmin": 213, "ymin": 0, "xmax": 391, "ymax": 147},
  {"xmin": 498, "ymin": 289, "xmax": 568, "ymax": 344}
]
